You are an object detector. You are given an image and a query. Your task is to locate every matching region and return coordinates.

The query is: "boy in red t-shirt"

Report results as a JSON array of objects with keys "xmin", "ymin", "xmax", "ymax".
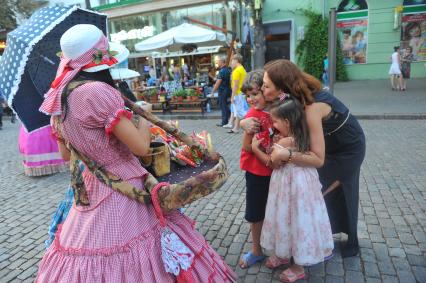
[{"xmin": 239, "ymin": 70, "xmax": 273, "ymax": 268}]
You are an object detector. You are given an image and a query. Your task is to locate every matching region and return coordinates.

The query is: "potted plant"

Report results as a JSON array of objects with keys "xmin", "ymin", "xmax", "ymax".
[
  {"xmin": 149, "ymin": 88, "xmax": 158, "ymax": 103},
  {"xmin": 172, "ymin": 89, "xmax": 187, "ymax": 101},
  {"xmin": 186, "ymin": 89, "xmax": 198, "ymax": 101}
]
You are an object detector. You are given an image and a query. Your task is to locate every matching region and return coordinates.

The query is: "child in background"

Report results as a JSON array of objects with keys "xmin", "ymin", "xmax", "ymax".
[
  {"xmin": 238, "ymin": 70, "xmax": 274, "ymax": 269},
  {"xmin": 252, "ymin": 96, "xmax": 333, "ymax": 282}
]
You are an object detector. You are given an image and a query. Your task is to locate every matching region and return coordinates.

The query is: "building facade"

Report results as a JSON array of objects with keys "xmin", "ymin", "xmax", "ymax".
[
  {"xmin": 92, "ymin": 0, "xmax": 425, "ymax": 80},
  {"xmin": 260, "ymin": 0, "xmax": 426, "ymax": 79}
]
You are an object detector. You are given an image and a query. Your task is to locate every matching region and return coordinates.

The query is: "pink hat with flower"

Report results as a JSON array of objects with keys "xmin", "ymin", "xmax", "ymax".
[{"xmin": 39, "ymin": 24, "xmax": 129, "ymax": 116}]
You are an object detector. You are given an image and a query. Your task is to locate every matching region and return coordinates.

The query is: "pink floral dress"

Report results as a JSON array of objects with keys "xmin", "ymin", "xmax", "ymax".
[
  {"xmin": 261, "ymin": 163, "xmax": 334, "ymax": 266},
  {"xmin": 36, "ymin": 81, "xmax": 236, "ymax": 282}
]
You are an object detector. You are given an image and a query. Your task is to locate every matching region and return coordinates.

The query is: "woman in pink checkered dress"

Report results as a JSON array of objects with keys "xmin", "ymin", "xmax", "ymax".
[{"xmin": 36, "ymin": 24, "xmax": 236, "ymax": 282}]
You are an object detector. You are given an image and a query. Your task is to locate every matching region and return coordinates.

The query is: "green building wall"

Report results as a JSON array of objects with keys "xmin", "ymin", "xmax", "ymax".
[{"xmin": 262, "ymin": 0, "xmax": 426, "ymax": 80}]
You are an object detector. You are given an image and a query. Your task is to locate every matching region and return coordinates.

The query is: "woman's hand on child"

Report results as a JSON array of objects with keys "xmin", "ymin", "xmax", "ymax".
[
  {"xmin": 241, "ymin": 117, "xmax": 260, "ymax": 134},
  {"xmin": 251, "ymin": 135, "xmax": 263, "ymax": 150}
]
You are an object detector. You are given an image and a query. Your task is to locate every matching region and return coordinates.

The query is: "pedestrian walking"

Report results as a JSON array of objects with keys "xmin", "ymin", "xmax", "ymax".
[
  {"xmin": 241, "ymin": 59, "xmax": 366, "ymax": 258},
  {"xmin": 210, "ymin": 56, "xmax": 231, "ymax": 127},
  {"xmin": 238, "ymin": 70, "xmax": 273, "ymax": 269},
  {"xmin": 389, "ymin": 46, "xmax": 403, "ymax": 91},
  {"xmin": 251, "ymin": 96, "xmax": 333, "ymax": 282},
  {"xmin": 18, "ymin": 125, "xmax": 68, "ymax": 176},
  {"xmin": 401, "ymin": 46, "xmax": 414, "ymax": 91},
  {"xmin": 227, "ymin": 54, "xmax": 248, "ymax": 134},
  {"xmin": 36, "ymin": 24, "xmax": 236, "ymax": 282}
]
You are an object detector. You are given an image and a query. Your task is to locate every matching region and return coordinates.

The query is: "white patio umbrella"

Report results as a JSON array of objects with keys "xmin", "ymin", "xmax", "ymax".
[
  {"xmin": 134, "ymin": 23, "xmax": 227, "ymax": 52},
  {"xmin": 110, "ymin": 68, "xmax": 140, "ymax": 80}
]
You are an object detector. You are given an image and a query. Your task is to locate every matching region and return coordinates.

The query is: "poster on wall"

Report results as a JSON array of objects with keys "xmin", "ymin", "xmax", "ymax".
[
  {"xmin": 337, "ymin": 19, "xmax": 368, "ymax": 64},
  {"xmin": 400, "ymin": 13, "xmax": 426, "ymax": 61}
]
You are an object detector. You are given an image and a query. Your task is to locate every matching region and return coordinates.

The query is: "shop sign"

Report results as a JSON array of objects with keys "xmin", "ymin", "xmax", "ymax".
[{"xmin": 110, "ymin": 26, "xmax": 155, "ymax": 42}]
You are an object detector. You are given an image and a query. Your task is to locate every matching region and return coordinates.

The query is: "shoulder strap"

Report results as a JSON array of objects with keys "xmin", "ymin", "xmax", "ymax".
[{"xmin": 54, "ymin": 80, "xmax": 157, "ymax": 207}]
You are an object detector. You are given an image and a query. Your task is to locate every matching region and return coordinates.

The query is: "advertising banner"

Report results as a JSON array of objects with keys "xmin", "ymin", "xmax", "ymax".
[
  {"xmin": 337, "ymin": 19, "xmax": 368, "ymax": 64},
  {"xmin": 400, "ymin": 13, "xmax": 426, "ymax": 61}
]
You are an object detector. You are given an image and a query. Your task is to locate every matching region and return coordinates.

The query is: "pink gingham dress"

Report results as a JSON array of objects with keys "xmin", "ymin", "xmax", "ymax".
[{"xmin": 36, "ymin": 81, "xmax": 236, "ymax": 282}]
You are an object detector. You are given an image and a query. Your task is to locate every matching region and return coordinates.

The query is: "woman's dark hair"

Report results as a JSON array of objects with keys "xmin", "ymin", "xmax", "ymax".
[
  {"xmin": 270, "ymin": 97, "xmax": 310, "ymax": 152},
  {"xmin": 394, "ymin": 46, "xmax": 400, "ymax": 52},
  {"xmin": 264, "ymin": 59, "xmax": 321, "ymax": 106},
  {"xmin": 404, "ymin": 22, "xmax": 421, "ymax": 41},
  {"xmin": 61, "ymin": 69, "xmax": 116, "ymax": 121},
  {"xmin": 118, "ymin": 81, "xmax": 137, "ymax": 102}
]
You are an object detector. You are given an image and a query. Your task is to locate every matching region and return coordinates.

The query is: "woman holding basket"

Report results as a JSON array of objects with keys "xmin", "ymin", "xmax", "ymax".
[{"xmin": 36, "ymin": 24, "xmax": 236, "ymax": 282}]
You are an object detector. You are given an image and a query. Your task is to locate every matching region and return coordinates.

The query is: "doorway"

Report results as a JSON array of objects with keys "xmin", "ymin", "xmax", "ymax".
[{"xmin": 263, "ymin": 20, "xmax": 292, "ymax": 63}]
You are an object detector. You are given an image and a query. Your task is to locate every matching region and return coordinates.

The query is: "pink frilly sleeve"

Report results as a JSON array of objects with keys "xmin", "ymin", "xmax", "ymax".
[{"xmin": 73, "ymin": 82, "xmax": 133, "ymax": 135}]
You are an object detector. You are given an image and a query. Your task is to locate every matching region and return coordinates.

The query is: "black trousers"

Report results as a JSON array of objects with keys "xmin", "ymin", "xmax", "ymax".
[{"xmin": 218, "ymin": 94, "xmax": 230, "ymax": 126}]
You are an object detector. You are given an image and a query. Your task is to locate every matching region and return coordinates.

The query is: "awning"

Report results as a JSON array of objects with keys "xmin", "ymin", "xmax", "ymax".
[
  {"xmin": 134, "ymin": 23, "xmax": 227, "ymax": 52},
  {"xmin": 151, "ymin": 45, "xmax": 223, "ymax": 59}
]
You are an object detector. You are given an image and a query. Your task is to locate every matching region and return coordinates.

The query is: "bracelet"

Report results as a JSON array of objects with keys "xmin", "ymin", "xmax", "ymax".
[{"xmin": 287, "ymin": 148, "xmax": 293, "ymax": 163}]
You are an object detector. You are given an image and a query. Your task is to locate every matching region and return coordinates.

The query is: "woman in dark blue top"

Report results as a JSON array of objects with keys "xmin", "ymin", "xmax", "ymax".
[{"xmin": 241, "ymin": 59, "xmax": 365, "ymax": 258}]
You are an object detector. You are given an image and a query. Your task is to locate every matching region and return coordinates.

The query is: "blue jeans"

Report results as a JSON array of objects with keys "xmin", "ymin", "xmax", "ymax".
[{"xmin": 218, "ymin": 93, "xmax": 230, "ymax": 125}]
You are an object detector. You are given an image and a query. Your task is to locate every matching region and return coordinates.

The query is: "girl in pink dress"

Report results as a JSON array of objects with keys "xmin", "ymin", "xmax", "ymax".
[
  {"xmin": 18, "ymin": 125, "xmax": 68, "ymax": 176},
  {"xmin": 36, "ymin": 24, "xmax": 236, "ymax": 282},
  {"xmin": 251, "ymin": 96, "xmax": 333, "ymax": 283}
]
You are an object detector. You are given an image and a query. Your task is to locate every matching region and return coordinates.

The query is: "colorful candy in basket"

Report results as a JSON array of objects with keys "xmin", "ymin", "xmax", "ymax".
[{"xmin": 150, "ymin": 123, "xmax": 212, "ymax": 168}]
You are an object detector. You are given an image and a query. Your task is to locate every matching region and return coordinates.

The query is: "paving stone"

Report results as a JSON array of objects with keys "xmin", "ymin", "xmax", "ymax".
[
  {"xmin": 381, "ymin": 275, "xmax": 399, "ymax": 283},
  {"xmin": 406, "ymin": 254, "xmax": 426, "ymax": 267},
  {"xmin": 388, "ymin": 247, "xmax": 406, "ymax": 258},
  {"xmin": 343, "ymin": 257, "xmax": 361, "ymax": 271},
  {"xmin": 412, "ymin": 266, "xmax": 426, "ymax": 283},
  {"xmin": 344, "ymin": 270, "xmax": 364, "ymax": 283},
  {"xmin": 324, "ymin": 275, "xmax": 344, "ymax": 283},
  {"xmin": 395, "ymin": 270, "xmax": 417, "ymax": 283},
  {"xmin": 364, "ymin": 277, "xmax": 381, "ymax": 283},
  {"xmin": 326, "ymin": 261, "xmax": 344, "ymax": 276},
  {"xmin": 364, "ymin": 262, "xmax": 380, "ymax": 278},
  {"xmin": 377, "ymin": 261, "xmax": 396, "ymax": 275}
]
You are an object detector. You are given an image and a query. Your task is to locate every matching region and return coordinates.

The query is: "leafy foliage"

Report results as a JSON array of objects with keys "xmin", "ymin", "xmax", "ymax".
[
  {"xmin": 296, "ymin": 10, "xmax": 348, "ymax": 81},
  {"xmin": 0, "ymin": 0, "xmax": 47, "ymax": 32}
]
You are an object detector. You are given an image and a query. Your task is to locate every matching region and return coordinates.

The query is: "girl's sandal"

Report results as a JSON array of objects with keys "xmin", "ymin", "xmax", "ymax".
[
  {"xmin": 265, "ymin": 255, "xmax": 290, "ymax": 269},
  {"xmin": 279, "ymin": 268, "xmax": 306, "ymax": 283}
]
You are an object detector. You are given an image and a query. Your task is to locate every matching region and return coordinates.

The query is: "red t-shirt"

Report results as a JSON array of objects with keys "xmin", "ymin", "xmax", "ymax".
[{"xmin": 240, "ymin": 108, "xmax": 273, "ymax": 176}]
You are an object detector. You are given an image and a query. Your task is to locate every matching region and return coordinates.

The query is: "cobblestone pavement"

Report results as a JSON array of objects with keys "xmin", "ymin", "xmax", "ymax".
[{"xmin": 0, "ymin": 119, "xmax": 425, "ymax": 283}]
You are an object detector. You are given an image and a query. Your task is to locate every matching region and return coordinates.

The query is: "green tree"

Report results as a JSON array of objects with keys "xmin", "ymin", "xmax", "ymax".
[
  {"xmin": 242, "ymin": 0, "xmax": 265, "ymax": 69},
  {"xmin": 296, "ymin": 10, "xmax": 348, "ymax": 81},
  {"xmin": 0, "ymin": 0, "xmax": 47, "ymax": 32}
]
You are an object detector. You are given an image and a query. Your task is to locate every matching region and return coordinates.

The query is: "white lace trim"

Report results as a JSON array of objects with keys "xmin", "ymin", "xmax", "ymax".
[
  {"xmin": 7, "ymin": 6, "xmax": 107, "ymax": 106},
  {"xmin": 160, "ymin": 228, "xmax": 194, "ymax": 276}
]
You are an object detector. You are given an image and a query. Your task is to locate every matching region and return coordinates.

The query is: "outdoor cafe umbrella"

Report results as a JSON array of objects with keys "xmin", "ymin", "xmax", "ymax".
[
  {"xmin": 0, "ymin": 6, "xmax": 106, "ymax": 132},
  {"xmin": 134, "ymin": 23, "xmax": 227, "ymax": 53}
]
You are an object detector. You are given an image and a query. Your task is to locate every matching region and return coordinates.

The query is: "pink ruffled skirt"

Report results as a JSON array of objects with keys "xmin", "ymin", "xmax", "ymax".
[
  {"xmin": 18, "ymin": 125, "xmax": 67, "ymax": 176},
  {"xmin": 36, "ymin": 173, "xmax": 236, "ymax": 282}
]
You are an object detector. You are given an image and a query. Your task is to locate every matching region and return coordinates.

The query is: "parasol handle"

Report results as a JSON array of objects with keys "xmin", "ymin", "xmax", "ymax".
[{"xmin": 121, "ymin": 95, "xmax": 207, "ymax": 155}]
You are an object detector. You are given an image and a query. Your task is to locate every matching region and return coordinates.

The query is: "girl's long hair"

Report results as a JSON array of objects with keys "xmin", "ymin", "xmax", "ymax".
[
  {"xmin": 61, "ymin": 69, "xmax": 116, "ymax": 121},
  {"xmin": 270, "ymin": 97, "xmax": 310, "ymax": 152},
  {"xmin": 264, "ymin": 59, "xmax": 321, "ymax": 106}
]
